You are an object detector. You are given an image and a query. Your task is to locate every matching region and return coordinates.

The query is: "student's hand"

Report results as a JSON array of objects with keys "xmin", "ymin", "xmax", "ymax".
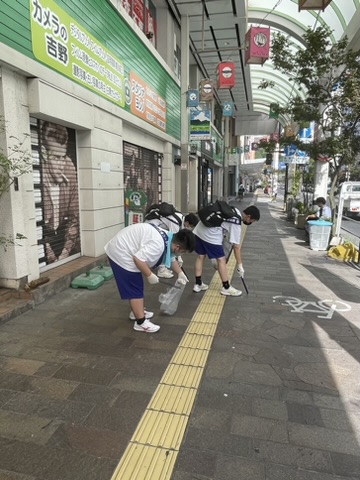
[
  {"xmin": 177, "ymin": 256, "xmax": 184, "ymax": 267},
  {"xmin": 236, "ymin": 264, "xmax": 245, "ymax": 277},
  {"xmin": 147, "ymin": 273, "xmax": 159, "ymax": 284},
  {"xmin": 177, "ymin": 271, "xmax": 189, "ymax": 285}
]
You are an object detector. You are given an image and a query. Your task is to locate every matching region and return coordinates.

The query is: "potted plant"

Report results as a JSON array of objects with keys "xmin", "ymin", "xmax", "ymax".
[{"xmin": 294, "ymin": 201, "xmax": 307, "ymax": 229}]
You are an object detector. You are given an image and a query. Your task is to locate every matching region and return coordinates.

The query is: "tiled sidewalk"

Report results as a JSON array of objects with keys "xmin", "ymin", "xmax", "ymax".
[{"xmin": 0, "ymin": 198, "xmax": 359, "ymax": 480}]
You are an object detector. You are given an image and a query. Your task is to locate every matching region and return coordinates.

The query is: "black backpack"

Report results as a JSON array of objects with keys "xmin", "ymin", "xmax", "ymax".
[
  {"xmin": 145, "ymin": 202, "xmax": 182, "ymax": 227},
  {"xmin": 198, "ymin": 200, "xmax": 241, "ymax": 227}
]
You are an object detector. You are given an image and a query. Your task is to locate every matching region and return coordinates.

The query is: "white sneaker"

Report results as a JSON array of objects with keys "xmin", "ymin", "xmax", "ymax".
[
  {"xmin": 193, "ymin": 283, "xmax": 209, "ymax": 293},
  {"xmin": 129, "ymin": 310, "xmax": 154, "ymax": 321},
  {"xmin": 221, "ymin": 285, "xmax": 242, "ymax": 297},
  {"xmin": 157, "ymin": 266, "xmax": 174, "ymax": 278},
  {"xmin": 133, "ymin": 319, "xmax": 160, "ymax": 333}
]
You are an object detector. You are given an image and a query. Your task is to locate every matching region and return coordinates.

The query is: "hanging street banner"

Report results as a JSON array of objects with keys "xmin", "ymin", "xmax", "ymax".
[
  {"xmin": 223, "ymin": 102, "xmax": 234, "ymax": 117},
  {"xmin": 189, "ymin": 110, "xmax": 211, "ymax": 140},
  {"xmin": 217, "ymin": 62, "xmax": 235, "ymax": 89},
  {"xmin": 186, "ymin": 89, "xmax": 199, "ymax": 108},
  {"xmin": 269, "ymin": 103, "xmax": 279, "ymax": 119}
]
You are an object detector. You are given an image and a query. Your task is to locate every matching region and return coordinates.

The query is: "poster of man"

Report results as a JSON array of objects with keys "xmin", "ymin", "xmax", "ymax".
[{"xmin": 39, "ymin": 121, "xmax": 80, "ymax": 264}]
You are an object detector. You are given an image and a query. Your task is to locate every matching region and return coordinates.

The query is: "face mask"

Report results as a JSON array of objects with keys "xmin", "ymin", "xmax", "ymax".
[{"xmin": 243, "ymin": 220, "xmax": 252, "ymax": 226}]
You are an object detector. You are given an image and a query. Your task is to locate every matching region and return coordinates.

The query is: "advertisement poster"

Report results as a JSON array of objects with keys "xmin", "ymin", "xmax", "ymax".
[
  {"xmin": 30, "ymin": 0, "xmax": 125, "ymax": 107},
  {"xmin": 189, "ymin": 110, "xmax": 211, "ymax": 140},
  {"xmin": 129, "ymin": 71, "xmax": 166, "ymax": 131}
]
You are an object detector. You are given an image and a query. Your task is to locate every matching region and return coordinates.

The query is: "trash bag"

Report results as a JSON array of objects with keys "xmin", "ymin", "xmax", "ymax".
[{"xmin": 159, "ymin": 281, "xmax": 186, "ymax": 315}]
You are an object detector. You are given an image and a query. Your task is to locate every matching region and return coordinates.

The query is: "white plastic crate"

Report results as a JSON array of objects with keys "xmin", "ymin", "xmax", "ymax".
[{"xmin": 308, "ymin": 221, "xmax": 332, "ymax": 251}]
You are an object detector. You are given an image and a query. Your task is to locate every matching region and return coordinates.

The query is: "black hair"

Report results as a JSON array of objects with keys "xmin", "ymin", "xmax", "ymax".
[
  {"xmin": 184, "ymin": 213, "xmax": 199, "ymax": 228},
  {"xmin": 315, "ymin": 197, "xmax": 326, "ymax": 205},
  {"xmin": 173, "ymin": 229, "xmax": 196, "ymax": 252},
  {"xmin": 243, "ymin": 205, "xmax": 260, "ymax": 221}
]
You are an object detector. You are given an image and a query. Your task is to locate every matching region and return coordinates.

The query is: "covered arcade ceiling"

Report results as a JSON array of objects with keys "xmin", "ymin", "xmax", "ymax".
[{"xmin": 166, "ymin": 0, "xmax": 360, "ymax": 134}]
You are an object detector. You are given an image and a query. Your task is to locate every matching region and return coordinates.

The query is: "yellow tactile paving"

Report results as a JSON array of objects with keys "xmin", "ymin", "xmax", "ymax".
[
  {"xmin": 111, "ymin": 444, "xmax": 178, "ymax": 480},
  {"xmin": 171, "ymin": 346, "xmax": 209, "ymax": 367},
  {"xmin": 132, "ymin": 410, "xmax": 188, "ymax": 449},
  {"xmin": 148, "ymin": 384, "xmax": 197, "ymax": 415},
  {"xmin": 161, "ymin": 363, "xmax": 204, "ymax": 388},
  {"xmin": 178, "ymin": 333, "xmax": 213, "ymax": 350},
  {"xmin": 191, "ymin": 311, "xmax": 222, "ymax": 324},
  {"xmin": 185, "ymin": 321, "xmax": 218, "ymax": 336},
  {"xmin": 111, "ymin": 239, "xmax": 243, "ymax": 480}
]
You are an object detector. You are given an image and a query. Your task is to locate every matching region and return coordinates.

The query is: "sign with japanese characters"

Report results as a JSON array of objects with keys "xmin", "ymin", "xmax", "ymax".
[
  {"xmin": 30, "ymin": 0, "xmax": 125, "ymax": 107},
  {"xmin": 129, "ymin": 72, "xmax": 166, "ymax": 131}
]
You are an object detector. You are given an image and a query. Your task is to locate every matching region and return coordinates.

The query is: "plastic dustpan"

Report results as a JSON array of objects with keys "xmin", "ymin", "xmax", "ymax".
[
  {"xmin": 71, "ymin": 272, "xmax": 105, "ymax": 290},
  {"xmin": 89, "ymin": 265, "xmax": 114, "ymax": 280}
]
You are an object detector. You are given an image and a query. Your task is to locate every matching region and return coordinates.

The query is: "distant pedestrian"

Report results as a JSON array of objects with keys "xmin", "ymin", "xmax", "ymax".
[
  {"xmin": 105, "ymin": 223, "xmax": 195, "ymax": 333},
  {"xmin": 237, "ymin": 184, "xmax": 245, "ymax": 199},
  {"xmin": 193, "ymin": 205, "xmax": 260, "ymax": 296}
]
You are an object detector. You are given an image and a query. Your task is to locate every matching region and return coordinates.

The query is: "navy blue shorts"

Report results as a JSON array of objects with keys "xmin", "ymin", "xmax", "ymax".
[
  {"xmin": 195, "ymin": 236, "xmax": 225, "ymax": 259},
  {"xmin": 108, "ymin": 257, "xmax": 144, "ymax": 300}
]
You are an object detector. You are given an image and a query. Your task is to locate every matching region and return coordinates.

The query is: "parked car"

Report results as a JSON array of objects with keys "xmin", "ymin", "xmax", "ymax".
[{"xmin": 334, "ymin": 182, "xmax": 360, "ymax": 219}]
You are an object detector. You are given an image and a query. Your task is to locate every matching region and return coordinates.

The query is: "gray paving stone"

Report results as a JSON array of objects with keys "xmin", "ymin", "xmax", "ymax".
[
  {"xmin": 189, "ymin": 406, "xmax": 231, "ymax": 432},
  {"xmin": 0, "ymin": 470, "xmax": 36, "ymax": 480},
  {"xmin": 0, "ymin": 389, "xmax": 16, "ymax": 408},
  {"xmin": 200, "ymin": 377, "xmax": 280, "ymax": 400},
  {"xmin": 0, "ymin": 410, "xmax": 61, "ymax": 445},
  {"xmin": 183, "ymin": 427, "xmax": 250, "ymax": 457},
  {"xmin": 172, "ymin": 447, "xmax": 217, "ymax": 478},
  {"xmin": 252, "ymin": 398, "xmax": 288, "ymax": 420},
  {"xmin": 266, "ymin": 463, "xmax": 359, "ymax": 480},
  {"xmin": 47, "ymin": 423, "xmax": 128, "ymax": 460},
  {"xmin": 231, "ymin": 415, "xmax": 288, "ymax": 443},
  {"xmin": 252, "ymin": 439, "xmax": 333, "ymax": 473},
  {"xmin": 0, "ymin": 436, "xmax": 116, "ymax": 480},
  {"xmin": 233, "ymin": 360, "xmax": 282, "ymax": 386},
  {"xmin": 1, "ymin": 392, "xmax": 93, "ymax": 423},
  {"xmin": 331, "ymin": 452, "xmax": 360, "ymax": 478},
  {"xmin": 288, "ymin": 423, "xmax": 360, "ymax": 456},
  {"xmin": 68, "ymin": 383, "xmax": 120, "ymax": 405},
  {"xmin": 287, "ymin": 403, "xmax": 324, "ymax": 427},
  {"xmin": 53, "ymin": 364, "xmax": 118, "ymax": 386},
  {"xmin": 215, "ymin": 455, "xmax": 265, "ymax": 480}
]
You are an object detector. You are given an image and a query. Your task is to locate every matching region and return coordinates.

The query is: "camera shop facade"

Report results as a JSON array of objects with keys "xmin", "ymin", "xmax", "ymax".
[{"xmin": 0, "ymin": 0, "xmax": 182, "ymax": 288}]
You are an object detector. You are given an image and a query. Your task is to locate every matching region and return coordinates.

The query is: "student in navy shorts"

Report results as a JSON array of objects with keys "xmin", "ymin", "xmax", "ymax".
[
  {"xmin": 193, "ymin": 205, "xmax": 260, "ymax": 296},
  {"xmin": 105, "ymin": 223, "xmax": 195, "ymax": 333}
]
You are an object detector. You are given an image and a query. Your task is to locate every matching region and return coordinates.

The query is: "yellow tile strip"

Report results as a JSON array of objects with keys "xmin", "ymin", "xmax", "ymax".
[{"xmin": 111, "ymin": 252, "xmax": 238, "ymax": 480}]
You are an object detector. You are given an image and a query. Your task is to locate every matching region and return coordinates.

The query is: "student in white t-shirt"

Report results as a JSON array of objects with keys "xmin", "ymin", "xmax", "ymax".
[
  {"xmin": 193, "ymin": 205, "xmax": 260, "ymax": 296},
  {"xmin": 104, "ymin": 223, "xmax": 195, "ymax": 333}
]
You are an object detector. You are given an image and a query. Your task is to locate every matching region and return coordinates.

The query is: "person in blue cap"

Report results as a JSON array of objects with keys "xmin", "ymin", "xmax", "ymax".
[{"xmin": 105, "ymin": 223, "xmax": 195, "ymax": 333}]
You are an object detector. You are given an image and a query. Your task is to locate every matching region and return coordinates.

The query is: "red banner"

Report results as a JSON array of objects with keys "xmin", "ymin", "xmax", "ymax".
[
  {"xmin": 217, "ymin": 62, "xmax": 235, "ymax": 89},
  {"xmin": 245, "ymin": 27, "xmax": 270, "ymax": 65}
]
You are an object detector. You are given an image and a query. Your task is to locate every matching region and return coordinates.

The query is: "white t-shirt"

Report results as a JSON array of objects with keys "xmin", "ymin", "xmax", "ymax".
[
  {"xmin": 194, "ymin": 208, "xmax": 242, "ymax": 246},
  {"xmin": 104, "ymin": 223, "xmax": 167, "ymax": 272}
]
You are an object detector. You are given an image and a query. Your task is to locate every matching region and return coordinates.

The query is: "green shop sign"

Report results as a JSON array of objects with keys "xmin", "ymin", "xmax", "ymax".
[{"xmin": 30, "ymin": 0, "xmax": 125, "ymax": 107}]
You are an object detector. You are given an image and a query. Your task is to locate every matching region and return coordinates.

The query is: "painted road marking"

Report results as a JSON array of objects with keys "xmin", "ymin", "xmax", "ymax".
[{"xmin": 273, "ymin": 295, "xmax": 351, "ymax": 319}]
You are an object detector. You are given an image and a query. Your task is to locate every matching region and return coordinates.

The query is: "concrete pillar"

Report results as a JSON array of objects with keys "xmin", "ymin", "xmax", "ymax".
[
  {"xmin": 314, "ymin": 161, "xmax": 329, "ymax": 198},
  {"xmin": 180, "ymin": 15, "xmax": 190, "ymax": 213},
  {"xmin": 223, "ymin": 117, "xmax": 230, "ymax": 199}
]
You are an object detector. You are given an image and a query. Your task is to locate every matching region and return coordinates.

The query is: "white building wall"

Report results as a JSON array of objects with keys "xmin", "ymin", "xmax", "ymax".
[
  {"xmin": 0, "ymin": 38, "xmax": 180, "ymax": 286},
  {"xmin": 0, "ymin": 68, "xmax": 38, "ymax": 288}
]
